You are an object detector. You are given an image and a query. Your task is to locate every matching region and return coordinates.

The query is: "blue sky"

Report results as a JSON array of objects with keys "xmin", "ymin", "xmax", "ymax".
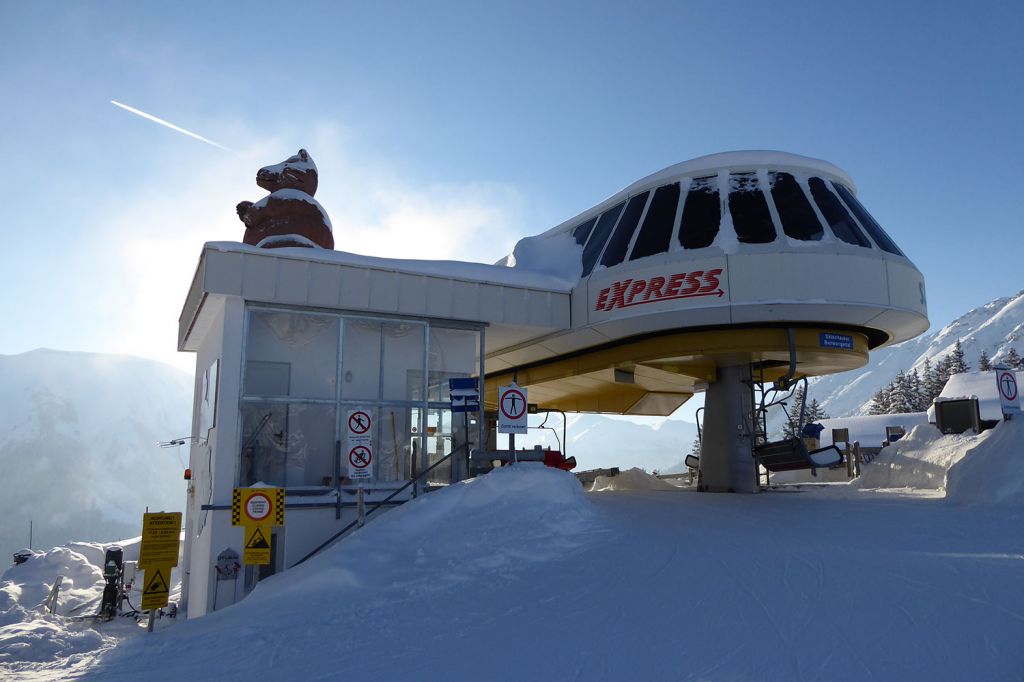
[{"xmin": 2, "ymin": 1, "xmax": 1022, "ymax": 375}]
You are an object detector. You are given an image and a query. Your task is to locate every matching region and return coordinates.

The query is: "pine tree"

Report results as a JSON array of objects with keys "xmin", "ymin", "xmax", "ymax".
[
  {"xmin": 933, "ymin": 355, "xmax": 952, "ymax": 395},
  {"xmin": 978, "ymin": 350, "xmax": 992, "ymax": 372},
  {"xmin": 908, "ymin": 368, "xmax": 928, "ymax": 411},
  {"xmin": 920, "ymin": 358, "xmax": 942, "ymax": 404},
  {"xmin": 784, "ymin": 385, "xmax": 807, "ymax": 438},
  {"xmin": 868, "ymin": 388, "xmax": 890, "ymax": 415},
  {"xmin": 688, "ymin": 435, "xmax": 702, "ymax": 458},
  {"xmin": 888, "ymin": 370, "xmax": 918, "ymax": 413},
  {"xmin": 947, "ymin": 339, "xmax": 969, "ymax": 375},
  {"xmin": 805, "ymin": 398, "xmax": 830, "ymax": 423},
  {"xmin": 1005, "ymin": 347, "xmax": 1023, "ymax": 369}
]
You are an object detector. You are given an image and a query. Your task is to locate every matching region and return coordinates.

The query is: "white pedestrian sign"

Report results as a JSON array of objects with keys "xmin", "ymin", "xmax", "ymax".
[
  {"xmin": 498, "ymin": 383, "xmax": 528, "ymax": 435},
  {"xmin": 994, "ymin": 366, "xmax": 1021, "ymax": 417}
]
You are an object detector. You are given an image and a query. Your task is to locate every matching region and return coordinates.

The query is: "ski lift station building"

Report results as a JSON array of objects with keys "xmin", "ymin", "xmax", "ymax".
[{"xmin": 177, "ymin": 151, "xmax": 928, "ymax": 617}]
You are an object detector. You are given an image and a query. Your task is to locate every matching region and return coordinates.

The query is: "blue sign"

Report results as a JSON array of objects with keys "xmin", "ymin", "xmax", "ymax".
[
  {"xmin": 448, "ymin": 377, "xmax": 480, "ymax": 413},
  {"xmin": 819, "ymin": 333, "xmax": 854, "ymax": 350}
]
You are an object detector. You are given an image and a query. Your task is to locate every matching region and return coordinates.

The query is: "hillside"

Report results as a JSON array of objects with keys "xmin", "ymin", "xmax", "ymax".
[
  {"xmin": 0, "ymin": 350, "xmax": 193, "ymax": 562},
  {"xmin": 809, "ymin": 290, "xmax": 1024, "ymax": 417}
]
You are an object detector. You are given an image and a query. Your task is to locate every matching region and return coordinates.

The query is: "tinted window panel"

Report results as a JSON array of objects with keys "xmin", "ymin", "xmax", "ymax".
[
  {"xmin": 630, "ymin": 183, "xmax": 680, "ymax": 260},
  {"xmin": 832, "ymin": 183, "xmax": 905, "ymax": 256},
  {"xmin": 600, "ymin": 191, "xmax": 650, "ymax": 267},
  {"xmin": 678, "ymin": 176, "xmax": 720, "ymax": 249},
  {"xmin": 728, "ymin": 173, "xmax": 776, "ymax": 244},
  {"xmin": 807, "ymin": 177, "xmax": 870, "ymax": 247},
  {"xmin": 572, "ymin": 217, "xmax": 598, "ymax": 246},
  {"xmin": 581, "ymin": 201, "xmax": 625, "ymax": 276},
  {"xmin": 770, "ymin": 172, "xmax": 823, "ymax": 241}
]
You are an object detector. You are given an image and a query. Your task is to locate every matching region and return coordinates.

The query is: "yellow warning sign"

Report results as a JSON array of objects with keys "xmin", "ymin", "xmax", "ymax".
[
  {"xmin": 139, "ymin": 512, "xmax": 182, "ymax": 568},
  {"xmin": 243, "ymin": 526, "xmax": 272, "ymax": 565},
  {"xmin": 141, "ymin": 565, "xmax": 171, "ymax": 610},
  {"xmin": 232, "ymin": 488, "xmax": 285, "ymax": 527}
]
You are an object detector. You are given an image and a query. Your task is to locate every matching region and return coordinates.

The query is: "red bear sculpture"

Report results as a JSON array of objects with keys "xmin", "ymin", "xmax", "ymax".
[{"xmin": 236, "ymin": 149, "xmax": 334, "ymax": 249}]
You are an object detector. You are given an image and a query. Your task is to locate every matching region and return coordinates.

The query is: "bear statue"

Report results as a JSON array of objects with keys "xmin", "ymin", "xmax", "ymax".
[{"xmin": 236, "ymin": 149, "xmax": 335, "ymax": 249}]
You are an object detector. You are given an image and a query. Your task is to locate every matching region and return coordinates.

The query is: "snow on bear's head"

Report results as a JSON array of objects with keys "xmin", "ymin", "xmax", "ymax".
[{"xmin": 256, "ymin": 149, "xmax": 319, "ymax": 196}]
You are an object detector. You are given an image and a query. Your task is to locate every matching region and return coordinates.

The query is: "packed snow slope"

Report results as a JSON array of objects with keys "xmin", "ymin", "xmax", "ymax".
[
  {"xmin": 0, "ymin": 350, "xmax": 193, "ymax": 562},
  {"xmin": 61, "ymin": 445, "xmax": 1024, "ymax": 682}
]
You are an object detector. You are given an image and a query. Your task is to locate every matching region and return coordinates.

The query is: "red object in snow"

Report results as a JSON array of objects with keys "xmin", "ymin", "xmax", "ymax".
[{"xmin": 543, "ymin": 451, "xmax": 577, "ymax": 471}]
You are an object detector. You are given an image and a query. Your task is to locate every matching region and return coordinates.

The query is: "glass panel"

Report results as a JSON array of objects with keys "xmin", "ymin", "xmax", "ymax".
[
  {"xmin": 376, "ymin": 406, "xmax": 417, "ymax": 481},
  {"xmin": 572, "ymin": 217, "xmax": 598, "ymax": 246},
  {"xmin": 240, "ymin": 402, "xmax": 336, "ymax": 487},
  {"xmin": 807, "ymin": 177, "xmax": 870, "ymax": 247},
  {"xmin": 679, "ymin": 176, "xmax": 720, "ymax": 249},
  {"xmin": 728, "ymin": 173, "xmax": 776, "ymax": 244},
  {"xmin": 769, "ymin": 172, "xmax": 823, "ymax": 241},
  {"xmin": 423, "ymin": 408, "xmax": 454, "ymax": 485},
  {"xmin": 341, "ymin": 318, "xmax": 382, "ymax": 400},
  {"xmin": 382, "ymin": 321, "xmax": 425, "ymax": 401},
  {"xmin": 832, "ymin": 183, "xmax": 905, "ymax": 255},
  {"xmin": 581, "ymin": 201, "xmax": 625, "ymax": 277},
  {"xmin": 630, "ymin": 183, "xmax": 681, "ymax": 260},
  {"xmin": 428, "ymin": 327, "xmax": 479, "ymax": 402},
  {"xmin": 600, "ymin": 191, "xmax": 650, "ymax": 267},
  {"xmin": 245, "ymin": 312, "xmax": 338, "ymax": 399}
]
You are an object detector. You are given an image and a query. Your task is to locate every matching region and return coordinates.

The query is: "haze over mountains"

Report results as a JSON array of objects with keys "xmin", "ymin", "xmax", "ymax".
[{"xmin": 0, "ymin": 350, "xmax": 192, "ymax": 561}]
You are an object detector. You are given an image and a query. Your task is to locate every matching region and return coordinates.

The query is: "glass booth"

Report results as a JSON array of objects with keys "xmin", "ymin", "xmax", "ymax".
[{"xmin": 239, "ymin": 306, "xmax": 483, "ymax": 490}]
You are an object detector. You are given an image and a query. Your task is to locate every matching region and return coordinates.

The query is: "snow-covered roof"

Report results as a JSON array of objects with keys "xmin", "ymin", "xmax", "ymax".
[{"xmin": 926, "ymin": 370, "xmax": 1024, "ymax": 422}]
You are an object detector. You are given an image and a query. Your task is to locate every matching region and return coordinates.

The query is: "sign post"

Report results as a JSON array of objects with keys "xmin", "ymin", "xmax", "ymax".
[
  {"xmin": 498, "ymin": 383, "xmax": 528, "ymax": 459},
  {"xmin": 995, "ymin": 366, "xmax": 1021, "ymax": 419},
  {"xmin": 231, "ymin": 487, "xmax": 286, "ymax": 566},
  {"xmin": 449, "ymin": 378, "xmax": 480, "ymax": 481},
  {"xmin": 138, "ymin": 511, "xmax": 182, "ymax": 632},
  {"xmin": 347, "ymin": 409, "xmax": 374, "ymax": 484}
]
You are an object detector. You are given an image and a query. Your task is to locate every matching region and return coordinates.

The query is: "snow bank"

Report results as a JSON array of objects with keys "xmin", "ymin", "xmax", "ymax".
[
  {"xmin": 817, "ymin": 412, "xmax": 930, "ymax": 448},
  {"xmin": 946, "ymin": 419, "xmax": 1024, "ymax": 506},
  {"xmin": 852, "ymin": 423, "xmax": 976, "ymax": 491},
  {"xmin": 241, "ymin": 464, "xmax": 600, "ymax": 612},
  {"xmin": 588, "ymin": 467, "xmax": 679, "ymax": 492},
  {"xmin": 0, "ymin": 544, "xmax": 118, "ymax": 666}
]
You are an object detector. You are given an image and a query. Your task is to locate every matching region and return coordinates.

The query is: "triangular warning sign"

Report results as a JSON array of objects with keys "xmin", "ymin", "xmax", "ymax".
[
  {"xmin": 145, "ymin": 569, "xmax": 169, "ymax": 594},
  {"xmin": 245, "ymin": 527, "xmax": 270, "ymax": 549}
]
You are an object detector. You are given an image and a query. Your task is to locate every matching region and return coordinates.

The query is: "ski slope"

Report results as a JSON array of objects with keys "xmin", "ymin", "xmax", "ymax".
[{"xmin": 3, "ymin": 423, "xmax": 1023, "ymax": 681}]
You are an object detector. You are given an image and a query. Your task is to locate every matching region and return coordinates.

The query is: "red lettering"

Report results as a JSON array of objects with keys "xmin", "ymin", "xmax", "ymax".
[
  {"xmin": 699, "ymin": 268, "xmax": 723, "ymax": 294},
  {"xmin": 596, "ymin": 287, "xmax": 610, "ymax": 311},
  {"xmin": 625, "ymin": 279, "xmax": 647, "ymax": 305},
  {"xmin": 608, "ymin": 279, "xmax": 633, "ymax": 310},
  {"xmin": 643, "ymin": 276, "xmax": 666, "ymax": 301},
  {"xmin": 665, "ymin": 273, "xmax": 685, "ymax": 297},
  {"xmin": 681, "ymin": 270, "xmax": 703, "ymax": 295}
]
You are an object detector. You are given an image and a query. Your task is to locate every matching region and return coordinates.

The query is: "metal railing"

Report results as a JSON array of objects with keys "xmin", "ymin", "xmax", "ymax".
[{"xmin": 290, "ymin": 443, "xmax": 465, "ymax": 568}]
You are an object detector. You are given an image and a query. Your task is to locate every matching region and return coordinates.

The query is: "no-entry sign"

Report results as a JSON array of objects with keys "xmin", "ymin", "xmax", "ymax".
[{"xmin": 498, "ymin": 383, "xmax": 528, "ymax": 434}]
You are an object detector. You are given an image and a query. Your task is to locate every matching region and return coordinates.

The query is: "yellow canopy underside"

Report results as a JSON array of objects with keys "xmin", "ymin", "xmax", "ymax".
[{"xmin": 484, "ymin": 327, "xmax": 869, "ymax": 416}]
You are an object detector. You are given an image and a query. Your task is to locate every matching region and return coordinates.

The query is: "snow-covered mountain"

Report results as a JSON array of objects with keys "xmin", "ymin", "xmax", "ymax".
[
  {"xmin": 0, "ymin": 350, "xmax": 193, "ymax": 562},
  {"xmin": 809, "ymin": 290, "xmax": 1024, "ymax": 417}
]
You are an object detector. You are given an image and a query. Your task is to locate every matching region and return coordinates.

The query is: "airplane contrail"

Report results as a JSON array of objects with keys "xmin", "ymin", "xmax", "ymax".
[{"xmin": 110, "ymin": 100, "xmax": 230, "ymax": 151}]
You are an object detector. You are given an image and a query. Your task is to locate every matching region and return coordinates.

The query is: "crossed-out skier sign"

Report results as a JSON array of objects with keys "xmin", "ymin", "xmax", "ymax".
[
  {"xmin": 232, "ymin": 487, "xmax": 285, "ymax": 565},
  {"xmin": 347, "ymin": 409, "xmax": 374, "ymax": 481}
]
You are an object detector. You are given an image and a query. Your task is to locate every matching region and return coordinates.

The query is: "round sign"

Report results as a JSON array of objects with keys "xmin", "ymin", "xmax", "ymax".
[
  {"xmin": 348, "ymin": 411, "xmax": 372, "ymax": 435},
  {"xmin": 997, "ymin": 370, "xmax": 1018, "ymax": 401},
  {"xmin": 499, "ymin": 388, "xmax": 527, "ymax": 420},
  {"xmin": 244, "ymin": 493, "xmax": 273, "ymax": 523},
  {"xmin": 349, "ymin": 445, "xmax": 372, "ymax": 469}
]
